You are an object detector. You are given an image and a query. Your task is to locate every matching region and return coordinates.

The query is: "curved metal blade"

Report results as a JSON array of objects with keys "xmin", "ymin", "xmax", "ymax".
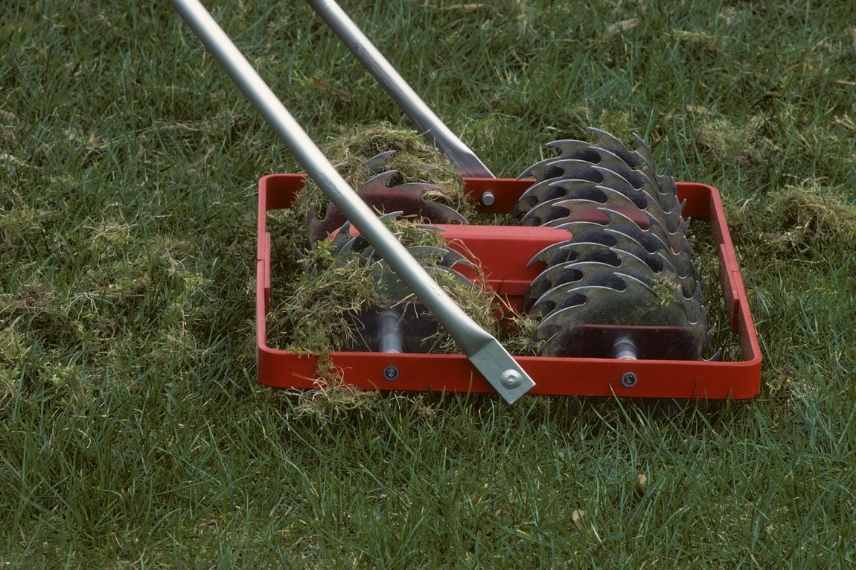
[
  {"xmin": 587, "ymin": 127, "xmax": 647, "ymax": 169},
  {"xmin": 514, "ymin": 168, "xmax": 691, "ymax": 235},
  {"xmin": 407, "ymin": 245, "xmax": 475, "ymax": 270},
  {"xmin": 518, "ymin": 135, "xmax": 685, "ymax": 227},
  {"xmin": 550, "ymin": 207, "xmax": 696, "ymax": 279},
  {"xmin": 526, "ymin": 248, "xmax": 664, "ymax": 310},
  {"xmin": 535, "ymin": 224, "xmax": 698, "ymax": 299},
  {"xmin": 312, "ymin": 169, "xmax": 468, "ymax": 241},
  {"xmin": 544, "ymin": 194, "xmax": 693, "ymax": 257},
  {"xmin": 362, "ymin": 244, "xmax": 475, "ymax": 271},
  {"xmin": 521, "ymin": 185, "xmax": 641, "ymax": 227},
  {"xmin": 365, "ymin": 150, "xmax": 398, "ymax": 174},
  {"xmin": 361, "ymin": 170, "xmax": 444, "ymax": 194},
  {"xmin": 514, "ymin": 159, "xmax": 637, "ymax": 217},
  {"xmin": 529, "ymin": 257, "xmax": 704, "ymax": 322},
  {"xmin": 529, "ymin": 240, "xmax": 623, "ymax": 268},
  {"xmin": 333, "ymin": 211, "xmax": 403, "ymax": 257},
  {"xmin": 630, "ymin": 132, "xmax": 684, "ymax": 211}
]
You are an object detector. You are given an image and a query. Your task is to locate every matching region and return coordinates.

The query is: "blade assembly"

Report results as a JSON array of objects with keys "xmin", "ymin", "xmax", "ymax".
[
  {"xmin": 518, "ymin": 128, "xmax": 707, "ymax": 359},
  {"xmin": 329, "ymin": 210, "xmax": 478, "ymax": 354}
]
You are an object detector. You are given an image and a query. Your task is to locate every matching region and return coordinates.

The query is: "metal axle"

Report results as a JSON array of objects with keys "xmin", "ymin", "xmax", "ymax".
[
  {"xmin": 378, "ymin": 310, "xmax": 403, "ymax": 354},
  {"xmin": 172, "ymin": 0, "xmax": 533, "ymax": 403}
]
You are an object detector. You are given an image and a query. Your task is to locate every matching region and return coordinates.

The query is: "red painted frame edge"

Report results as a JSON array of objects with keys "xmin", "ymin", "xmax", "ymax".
[{"xmin": 256, "ymin": 174, "xmax": 762, "ymax": 400}]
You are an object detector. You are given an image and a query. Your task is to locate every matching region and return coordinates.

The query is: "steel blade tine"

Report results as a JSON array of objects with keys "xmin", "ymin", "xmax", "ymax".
[
  {"xmin": 337, "ymin": 234, "xmax": 366, "ymax": 257},
  {"xmin": 414, "ymin": 224, "xmax": 444, "ymax": 234},
  {"xmin": 378, "ymin": 210, "xmax": 404, "ymax": 223},
  {"xmin": 331, "ymin": 220, "xmax": 354, "ymax": 250},
  {"xmin": 361, "ymin": 169, "xmax": 401, "ymax": 191},
  {"xmin": 365, "ymin": 150, "xmax": 398, "ymax": 174},
  {"xmin": 631, "ymin": 133, "xmax": 658, "ymax": 177},
  {"xmin": 586, "ymin": 127, "xmax": 645, "ymax": 168},
  {"xmin": 528, "ymin": 239, "xmax": 615, "ymax": 268},
  {"xmin": 515, "ymin": 177, "xmax": 603, "ymax": 218},
  {"xmin": 535, "ymin": 292, "xmax": 590, "ymax": 333},
  {"xmin": 527, "ymin": 256, "xmax": 622, "ymax": 308},
  {"xmin": 408, "ymin": 245, "xmax": 475, "ymax": 270},
  {"xmin": 530, "ymin": 262, "xmax": 630, "ymax": 314},
  {"xmin": 426, "ymin": 202, "xmax": 469, "ymax": 224}
]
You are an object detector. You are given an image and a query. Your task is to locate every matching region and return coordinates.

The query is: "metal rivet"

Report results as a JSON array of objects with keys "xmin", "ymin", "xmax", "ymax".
[
  {"xmin": 480, "ymin": 191, "xmax": 496, "ymax": 207},
  {"xmin": 500, "ymin": 369, "xmax": 522, "ymax": 389},
  {"xmin": 621, "ymin": 372, "xmax": 638, "ymax": 388},
  {"xmin": 383, "ymin": 365, "xmax": 399, "ymax": 382}
]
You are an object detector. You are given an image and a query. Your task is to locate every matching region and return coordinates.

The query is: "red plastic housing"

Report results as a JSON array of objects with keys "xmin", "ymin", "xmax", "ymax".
[{"xmin": 257, "ymin": 174, "xmax": 761, "ymax": 399}]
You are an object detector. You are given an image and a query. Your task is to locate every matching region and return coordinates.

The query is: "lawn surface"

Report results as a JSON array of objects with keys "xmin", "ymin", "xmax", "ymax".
[{"xmin": 2, "ymin": 0, "xmax": 855, "ymax": 567}]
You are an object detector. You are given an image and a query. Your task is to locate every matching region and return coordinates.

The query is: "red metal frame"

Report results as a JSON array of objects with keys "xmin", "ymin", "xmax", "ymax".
[{"xmin": 257, "ymin": 174, "xmax": 761, "ymax": 399}]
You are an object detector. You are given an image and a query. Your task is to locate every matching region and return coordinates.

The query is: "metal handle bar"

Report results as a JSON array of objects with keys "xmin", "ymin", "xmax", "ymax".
[
  {"xmin": 307, "ymin": 0, "xmax": 495, "ymax": 179},
  {"xmin": 172, "ymin": 0, "xmax": 533, "ymax": 403}
]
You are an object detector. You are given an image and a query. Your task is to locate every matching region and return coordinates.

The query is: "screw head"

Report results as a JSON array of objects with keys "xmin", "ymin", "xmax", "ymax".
[
  {"xmin": 500, "ymin": 369, "xmax": 522, "ymax": 389},
  {"xmin": 383, "ymin": 365, "xmax": 399, "ymax": 382},
  {"xmin": 480, "ymin": 191, "xmax": 496, "ymax": 207},
  {"xmin": 620, "ymin": 371, "xmax": 638, "ymax": 388}
]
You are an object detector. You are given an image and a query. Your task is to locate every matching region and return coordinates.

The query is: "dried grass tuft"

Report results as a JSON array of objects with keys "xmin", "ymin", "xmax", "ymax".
[
  {"xmin": 731, "ymin": 181, "xmax": 856, "ymax": 255},
  {"xmin": 761, "ymin": 183, "xmax": 856, "ymax": 250}
]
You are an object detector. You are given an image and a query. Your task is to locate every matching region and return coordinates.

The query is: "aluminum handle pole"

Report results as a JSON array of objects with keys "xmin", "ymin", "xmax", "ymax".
[
  {"xmin": 172, "ymin": 0, "xmax": 533, "ymax": 403},
  {"xmin": 307, "ymin": 0, "xmax": 495, "ymax": 179}
]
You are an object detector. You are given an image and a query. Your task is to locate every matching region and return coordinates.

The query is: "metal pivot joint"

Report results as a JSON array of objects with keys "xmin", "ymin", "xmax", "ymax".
[
  {"xmin": 171, "ymin": 0, "xmax": 534, "ymax": 403},
  {"xmin": 307, "ymin": 0, "xmax": 495, "ymax": 179}
]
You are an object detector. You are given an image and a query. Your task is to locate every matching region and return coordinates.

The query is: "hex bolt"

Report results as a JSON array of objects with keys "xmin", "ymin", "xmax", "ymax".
[
  {"xmin": 383, "ymin": 365, "xmax": 400, "ymax": 382},
  {"xmin": 480, "ymin": 191, "xmax": 496, "ymax": 207},
  {"xmin": 500, "ymin": 369, "xmax": 522, "ymax": 389},
  {"xmin": 620, "ymin": 371, "xmax": 638, "ymax": 388}
]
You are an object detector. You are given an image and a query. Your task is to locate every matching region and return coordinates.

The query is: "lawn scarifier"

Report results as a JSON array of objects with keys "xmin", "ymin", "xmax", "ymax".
[{"xmin": 177, "ymin": 0, "xmax": 762, "ymax": 403}]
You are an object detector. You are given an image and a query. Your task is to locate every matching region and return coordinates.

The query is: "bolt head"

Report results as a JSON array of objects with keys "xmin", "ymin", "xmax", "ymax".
[
  {"xmin": 620, "ymin": 371, "xmax": 638, "ymax": 388},
  {"xmin": 500, "ymin": 369, "xmax": 522, "ymax": 389},
  {"xmin": 383, "ymin": 365, "xmax": 399, "ymax": 382},
  {"xmin": 480, "ymin": 191, "xmax": 496, "ymax": 207}
]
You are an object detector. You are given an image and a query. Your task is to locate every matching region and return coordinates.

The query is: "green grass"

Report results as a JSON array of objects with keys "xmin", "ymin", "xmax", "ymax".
[{"xmin": 1, "ymin": 0, "xmax": 855, "ymax": 566}]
